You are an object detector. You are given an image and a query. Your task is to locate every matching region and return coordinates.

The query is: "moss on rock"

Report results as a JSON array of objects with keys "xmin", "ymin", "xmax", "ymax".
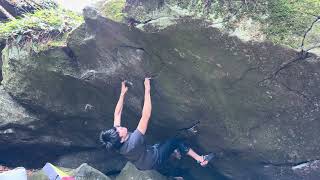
[
  {"xmin": 100, "ymin": 0, "xmax": 126, "ymax": 22},
  {"xmin": 124, "ymin": 0, "xmax": 320, "ymax": 51},
  {"xmin": 0, "ymin": 8, "xmax": 83, "ymax": 39},
  {"xmin": 0, "ymin": 8, "xmax": 83, "ymax": 53}
]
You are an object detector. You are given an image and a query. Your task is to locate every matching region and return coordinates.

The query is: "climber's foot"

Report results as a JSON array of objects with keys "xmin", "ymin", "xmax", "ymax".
[
  {"xmin": 172, "ymin": 149, "xmax": 182, "ymax": 160},
  {"xmin": 198, "ymin": 153, "xmax": 215, "ymax": 167},
  {"xmin": 186, "ymin": 122, "xmax": 199, "ymax": 135}
]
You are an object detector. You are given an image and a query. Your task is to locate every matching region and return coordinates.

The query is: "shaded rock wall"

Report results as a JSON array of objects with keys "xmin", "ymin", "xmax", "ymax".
[
  {"xmin": 124, "ymin": 0, "xmax": 212, "ymax": 23},
  {"xmin": 53, "ymin": 150, "xmax": 127, "ymax": 174}
]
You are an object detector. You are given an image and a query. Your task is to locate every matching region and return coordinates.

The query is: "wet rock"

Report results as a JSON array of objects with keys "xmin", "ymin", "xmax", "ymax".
[
  {"xmin": 53, "ymin": 150, "xmax": 127, "ymax": 174},
  {"xmin": 292, "ymin": 160, "xmax": 320, "ymax": 180}
]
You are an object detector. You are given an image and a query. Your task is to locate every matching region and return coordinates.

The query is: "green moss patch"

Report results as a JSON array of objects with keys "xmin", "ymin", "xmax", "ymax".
[
  {"xmin": 0, "ymin": 8, "xmax": 83, "ymax": 43},
  {"xmin": 0, "ymin": 8, "xmax": 83, "ymax": 52},
  {"xmin": 100, "ymin": 0, "xmax": 126, "ymax": 22},
  {"xmin": 213, "ymin": 0, "xmax": 320, "ymax": 49}
]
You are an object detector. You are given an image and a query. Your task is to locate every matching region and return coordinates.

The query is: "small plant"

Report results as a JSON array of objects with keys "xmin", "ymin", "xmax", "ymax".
[
  {"xmin": 100, "ymin": 0, "xmax": 126, "ymax": 22},
  {"xmin": 0, "ymin": 8, "xmax": 83, "ymax": 41}
]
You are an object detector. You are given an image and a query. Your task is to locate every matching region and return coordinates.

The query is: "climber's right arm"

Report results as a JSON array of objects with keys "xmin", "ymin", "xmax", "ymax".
[
  {"xmin": 114, "ymin": 81, "xmax": 128, "ymax": 127},
  {"xmin": 137, "ymin": 78, "xmax": 152, "ymax": 135}
]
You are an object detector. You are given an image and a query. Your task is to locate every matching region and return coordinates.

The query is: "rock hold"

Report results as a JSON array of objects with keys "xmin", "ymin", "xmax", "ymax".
[{"xmin": 83, "ymin": 7, "xmax": 99, "ymax": 21}]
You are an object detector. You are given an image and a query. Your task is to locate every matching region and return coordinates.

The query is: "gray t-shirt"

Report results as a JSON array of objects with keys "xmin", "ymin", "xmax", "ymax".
[{"xmin": 119, "ymin": 129, "xmax": 159, "ymax": 170}]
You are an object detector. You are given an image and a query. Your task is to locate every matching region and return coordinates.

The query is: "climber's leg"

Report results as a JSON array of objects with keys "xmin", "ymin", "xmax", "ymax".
[
  {"xmin": 155, "ymin": 138, "xmax": 189, "ymax": 166},
  {"xmin": 186, "ymin": 149, "xmax": 215, "ymax": 167}
]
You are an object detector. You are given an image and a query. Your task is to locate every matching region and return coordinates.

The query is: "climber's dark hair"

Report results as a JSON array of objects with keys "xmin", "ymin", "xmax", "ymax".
[{"xmin": 99, "ymin": 127, "xmax": 122, "ymax": 150}]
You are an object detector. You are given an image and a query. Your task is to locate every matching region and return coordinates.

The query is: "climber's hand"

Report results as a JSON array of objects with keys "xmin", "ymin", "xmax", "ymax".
[
  {"xmin": 121, "ymin": 81, "xmax": 128, "ymax": 95},
  {"xmin": 144, "ymin": 78, "xmax": 151, "ymax": 92}
]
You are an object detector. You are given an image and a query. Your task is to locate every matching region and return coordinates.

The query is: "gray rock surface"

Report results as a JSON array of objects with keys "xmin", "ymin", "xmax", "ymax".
[
  {"xmin": 71, "ymin": 163, "xmax": 112, "ymax": 180},
  {"xmin": 292, "ymin": 160, "xmax": 320, "ymax": 180},
  {"xmin": 116, "ymin": 162, "xmax": 168, "ymax": 180},
  {"xmin": 28, "ymin": 170, "xmax": 49, "ymax": 180},
  {"xmin": 0, "ymin": 84, "xmax": 40, "ymax": 146},
  {"xmin": 28, "ymin": 163, "xmax": 112, "ymax": 180}
]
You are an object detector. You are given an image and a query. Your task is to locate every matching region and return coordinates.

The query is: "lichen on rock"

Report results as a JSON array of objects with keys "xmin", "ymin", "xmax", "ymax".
[{"xmin": 99, "ymin": 0, "xmax": 127, "ymax": 22}]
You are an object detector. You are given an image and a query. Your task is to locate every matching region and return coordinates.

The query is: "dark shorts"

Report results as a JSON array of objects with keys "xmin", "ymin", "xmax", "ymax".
[{"xmin": 153, "ymin": 138, "xmax": 190, "ymax": 168}]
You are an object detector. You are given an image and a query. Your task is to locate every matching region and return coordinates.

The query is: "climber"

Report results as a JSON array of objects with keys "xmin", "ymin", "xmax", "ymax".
[{"xmin": 99, "ymin": 78, "xmax": 214, "ymax": 171}]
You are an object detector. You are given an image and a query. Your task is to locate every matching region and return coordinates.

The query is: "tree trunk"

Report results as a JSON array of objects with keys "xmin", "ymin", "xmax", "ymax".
[{"xmin": 0, "ymin": 4, "xmax": 16, "ymax": 20}]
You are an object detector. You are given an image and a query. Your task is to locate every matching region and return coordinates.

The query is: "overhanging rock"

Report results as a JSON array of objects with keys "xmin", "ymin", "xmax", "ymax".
[{"xmin": 1, "ymin": 7, "xmax": 320, "ymax": 179}]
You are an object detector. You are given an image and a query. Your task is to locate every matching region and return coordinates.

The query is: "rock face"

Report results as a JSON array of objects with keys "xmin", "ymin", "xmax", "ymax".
[
  {"xmin": 292, "ymin": 160, "xmax": 320, "ymax": 180},
  {"xmin": 1, "ymin": 7, "xmax": 320, "ymax": 180},
  {"xmin": 72, "ymin": 163, "xmax": 112, "ymax": 180},
  {"xmin": 28, "ymin": 163, "xmax": 112, "ymax": 180},
  {"xmin": 0, "ymin": 84, "xmax": 126, "ymax": 171},
  {"xmin": 116, "ymin": 162, "xmax": 168, "ymax": 180}
]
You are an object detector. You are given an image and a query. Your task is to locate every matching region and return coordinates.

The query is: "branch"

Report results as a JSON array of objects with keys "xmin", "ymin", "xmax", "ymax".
[
  {"xmin": 305, "ymin": 45, "xmax": 320, "ymax": 52},
  {"xmin": 300, "ymin": 16, "xmax": 320, "ymax": 51},
  {"xmin": 259, "ymin": 15, "xmax": 320, "ymax": 84},
  {"xmin": 0, "ymin": 4, "xmax": 15, "ymax": 20},
  {"xmin": 258, "ymin": 51, "xmax": 310, "ymax": 84}
]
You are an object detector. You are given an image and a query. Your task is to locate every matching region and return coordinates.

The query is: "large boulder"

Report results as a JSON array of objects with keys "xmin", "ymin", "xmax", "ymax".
[
  {"xmin": 71, "ymin": 163, "xmax": 112, "ymax": 180},
  {"xmin": 0, "ymin": 85, "xmax": 42, "ymax": 166},
  {"xmin": 67, "ymin": 8, "xmax": 320, "ymax": 180},
  {"xmin": 1, "ymin": 7, "xmax": 320, "ymax": 179},
  {"xmin": 28, "ymin": 163, "xmax": 112, "ymax": 180}
]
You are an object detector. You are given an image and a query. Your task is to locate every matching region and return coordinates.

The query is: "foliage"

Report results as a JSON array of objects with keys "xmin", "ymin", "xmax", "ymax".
[
  {"xmin": 0, "ymin": 8, "xmax": 83, "ymax": 40},
  {"xmin": 264, "ymin": 0, "xmax": 320, "ymax": 48},
  {"xmin": 212, "ymin": 0, "xmax": 320, "ymax": 48},
  {"xmin": 100, "ymin": 0, "xmax": 126, "ymax": 22}
]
